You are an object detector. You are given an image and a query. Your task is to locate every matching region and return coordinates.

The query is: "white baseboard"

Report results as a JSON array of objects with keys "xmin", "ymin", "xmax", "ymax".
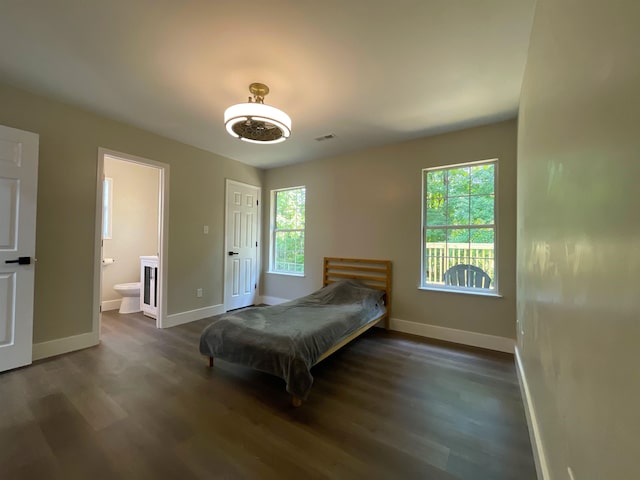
[
  {"xmin": 32, "ymin": 331, "xmax": 100, "ymax": 361},
  {"xmin": 515, "ymin": 347, "xmax": 549, "ymax": 480},
  {"xmin": 101, "ymin": 299, "xmax": 121, "ymax": 311},
  {"xmin": 259, "ymin": 295, "xmax": 289, "ymax": 306},
  {"xmin": 389, "ymin": 317, "xmax": 515, "ymax": 353},
  {"xmin": 163, "ymin": 304, "xmax": 224, "ymax": 328}
]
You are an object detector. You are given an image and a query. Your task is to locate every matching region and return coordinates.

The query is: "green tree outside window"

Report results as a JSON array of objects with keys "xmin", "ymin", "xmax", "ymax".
[
  {"xmin": 272, "ymin": 187, "xmax": 306, "ymax": 274},
  {"xmin": 423, "ymin": 161, "xmax": 496, "ymax": 289}
]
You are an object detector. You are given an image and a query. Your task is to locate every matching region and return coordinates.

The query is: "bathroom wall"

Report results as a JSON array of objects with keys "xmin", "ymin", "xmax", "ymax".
[{"xmin": 101, "ymin": 157, "xmax": 160, "ymax": 308}]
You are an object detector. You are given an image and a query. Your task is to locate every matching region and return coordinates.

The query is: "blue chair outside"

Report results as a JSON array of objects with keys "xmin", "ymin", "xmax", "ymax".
[{"xmin": 443, "ymin": 264, "xmax": 492, "ymax": 289}]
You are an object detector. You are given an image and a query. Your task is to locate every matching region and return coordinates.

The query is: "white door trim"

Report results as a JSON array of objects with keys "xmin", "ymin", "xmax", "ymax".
[
  {"xmin": 223, "ymin": 179, "xmax": 261, "ymax": 311},
  {"xmin": 94, "ymin": 148, "xmax": 170, "ymax": 334}
]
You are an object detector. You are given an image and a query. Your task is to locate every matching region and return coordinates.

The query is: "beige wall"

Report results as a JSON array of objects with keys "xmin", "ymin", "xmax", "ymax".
[
  {"xmin": 262, "ymin": 119, "xmax": 517, "ymax": 339},
  {"xmin": 101, "ymin": 157, "xmax": 160, "ymax": 302},
  {"xmin": 0, "ymin": 82, "xmax": 262, "ymax": 343},
  {"xmin": 517, "ymin": 0, "xmax": 640, "ymax": 478}
]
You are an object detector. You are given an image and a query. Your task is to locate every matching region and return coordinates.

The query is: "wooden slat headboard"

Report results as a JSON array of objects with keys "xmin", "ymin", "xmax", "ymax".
[{"xmin": 323, "ymin": 257, "xmax": 392, "ymax": 324}]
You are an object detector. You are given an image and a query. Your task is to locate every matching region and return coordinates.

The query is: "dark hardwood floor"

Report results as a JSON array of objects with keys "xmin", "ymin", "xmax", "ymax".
[{"xmin": 0, "ymin": 310, "xmax": 536, "ymax": 479}]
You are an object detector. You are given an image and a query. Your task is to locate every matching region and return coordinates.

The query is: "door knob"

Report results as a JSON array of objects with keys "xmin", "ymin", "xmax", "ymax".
[
  {"xmin": 228, "ymin": 251, "xmax": 239, "ymax": 256},
  {"xmin": 5, "ymin": 256, "xmax": 31, "ymax": 265}
]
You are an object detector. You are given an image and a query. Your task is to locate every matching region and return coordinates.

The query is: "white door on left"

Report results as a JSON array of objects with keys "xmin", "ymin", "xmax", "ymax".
[{"xmin": 0, "ymin": 124, "xmax": 38, "ymax": 372}]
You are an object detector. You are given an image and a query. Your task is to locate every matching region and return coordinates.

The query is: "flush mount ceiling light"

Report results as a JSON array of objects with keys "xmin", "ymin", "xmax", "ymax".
[{"xmin": 224, "ymin": 83, "xmax": 292, "ymax": 144}]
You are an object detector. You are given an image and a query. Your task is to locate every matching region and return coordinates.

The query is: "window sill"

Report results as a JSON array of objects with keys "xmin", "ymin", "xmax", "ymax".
[
  {"xmin": 268, "ymin": 271, "xmax": 305, "ymax": 278},
  {"xmin": 418, "ymin": 286, "xmax": 502, "ymax": 298}
]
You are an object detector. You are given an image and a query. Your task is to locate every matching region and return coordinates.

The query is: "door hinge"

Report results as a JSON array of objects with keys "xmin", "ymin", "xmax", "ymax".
[
  {"xmin": 255, "ymin": 283, "xmax": 257, "ymax": 290},
  {"xmin": 256, "ymin": 241, "xmax": 258, "ymax": 247},
  {"xmin": 256, "ymin": 200, "xmax": 259, "ymax": 206},
  {"xmin": 99, "ymin": 305, "xmax": 102, "ymax": 313}
]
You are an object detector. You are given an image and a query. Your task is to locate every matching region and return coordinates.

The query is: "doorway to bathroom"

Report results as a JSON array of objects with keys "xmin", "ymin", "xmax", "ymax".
[{"xmin": 94, "ymin": 148, "xmax": 169, "ymax": 335}]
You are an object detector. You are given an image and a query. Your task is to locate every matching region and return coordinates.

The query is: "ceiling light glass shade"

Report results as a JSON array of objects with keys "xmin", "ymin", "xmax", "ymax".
[
  {"xmin": 224, "ymin": 103, "xmax": 291, "ymax": 144},
  {"xmin": 224, "ymin": 83, "xmax": 292, "ymax": 144}
]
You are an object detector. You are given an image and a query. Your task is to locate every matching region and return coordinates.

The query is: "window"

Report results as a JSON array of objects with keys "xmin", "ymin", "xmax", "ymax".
[
  {"xmin": 422, "ymin": 160, "xmax": 497, "ymax": 292},
  {"xmin": 102, "ymin": 177, "xmax": 113, "ymax": 239},
  {"xmin": 270, "ymin": 186, "xmax": 305, "ymax": 275}
]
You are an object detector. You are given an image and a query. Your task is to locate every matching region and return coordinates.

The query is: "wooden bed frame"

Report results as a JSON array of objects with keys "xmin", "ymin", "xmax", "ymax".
[
  {"xmin": 316, "ymin": 257, "xmax": 392, "ymax": 359},
  {"xmin": 208, "ymin": 257, "xmax": 393, "ymax": 407}
]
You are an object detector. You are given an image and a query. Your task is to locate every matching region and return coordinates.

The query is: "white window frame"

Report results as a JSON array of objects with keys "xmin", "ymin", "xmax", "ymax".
[
  {"xmin": 269, "ymin": 185, "xmax": 306, "ymax": 276},
  {"xmin": 420, "ymin": 159, "xmax": 499, "ymax": 295}
]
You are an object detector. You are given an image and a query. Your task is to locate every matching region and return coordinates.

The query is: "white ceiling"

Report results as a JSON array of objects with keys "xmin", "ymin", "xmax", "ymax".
[{"xmin": 0, "ymin": 1, "xmax": 536, "ymax": 169}]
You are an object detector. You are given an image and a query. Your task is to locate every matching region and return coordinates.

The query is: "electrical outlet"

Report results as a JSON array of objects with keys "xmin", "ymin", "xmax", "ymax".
[
  {"xmin": 203, "ymin": 225, "xmax": 209, "ymax": 234},
  {"xmin": 196, "ymin": 288, "xmax": 203, "ymax": 297}
]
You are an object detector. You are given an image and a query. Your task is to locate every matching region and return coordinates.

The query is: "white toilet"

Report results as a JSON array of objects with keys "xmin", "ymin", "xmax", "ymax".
[{"xmin": 113, "ymin": 282, "xmax": 142, "ymax": 314}]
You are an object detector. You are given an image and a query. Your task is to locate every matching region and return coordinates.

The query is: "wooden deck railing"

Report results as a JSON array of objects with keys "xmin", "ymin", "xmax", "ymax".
[{"xmin": 424, "ymin": 243, "xmax": 495, "ymax": 284}]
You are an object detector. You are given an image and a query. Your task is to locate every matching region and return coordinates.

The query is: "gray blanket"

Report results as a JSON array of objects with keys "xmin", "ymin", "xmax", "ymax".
[{"xmin": 199, "ymin": 279, "xmax": 386, "ymax": 399}]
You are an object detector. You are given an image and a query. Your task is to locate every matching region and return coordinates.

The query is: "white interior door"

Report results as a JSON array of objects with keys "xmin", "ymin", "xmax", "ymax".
[
  {"xmin": 224, "ymin": 180, "xmax": 259, "ymax": 311},
  {"xmin": 0, "ymin": 125, "xmax": 39, "ymax": 372}
]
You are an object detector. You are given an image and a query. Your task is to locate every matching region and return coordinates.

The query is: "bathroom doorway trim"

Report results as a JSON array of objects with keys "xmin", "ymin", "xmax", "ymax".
[{"xmin": 93, "ymin": 148, "xmax": 170, "ymax": 336}]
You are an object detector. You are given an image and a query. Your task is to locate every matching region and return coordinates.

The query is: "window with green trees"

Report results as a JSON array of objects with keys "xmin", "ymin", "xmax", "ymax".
[
  {"xmin": 422, "ymin": 160, "xmax": 497, "ymax": 291},
  {"xmin": 271, "ymin": 186, "xmax": 305, "ymax": 275}
]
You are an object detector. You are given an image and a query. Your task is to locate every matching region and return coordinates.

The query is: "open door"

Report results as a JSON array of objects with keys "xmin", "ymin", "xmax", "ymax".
[
  {"xmin": 96, "ymin": 148, "xmax": 169, "ymax": 331},
  {"xmin": 0, "ymin": 124, "xmax": 39, "ymax": 372}
]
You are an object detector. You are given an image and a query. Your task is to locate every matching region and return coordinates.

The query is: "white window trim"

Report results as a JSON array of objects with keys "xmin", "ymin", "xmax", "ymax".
[
  {"xmin": 269, "ymin": 185, "xmax": 306, "ymax": 276},
  {"xmin": 418, "ymin": 285, "xmax": 503, "ymax": 298},
  {"xmin": 420, "ymin": 158, "xmax": 499, "ymax": 295}
]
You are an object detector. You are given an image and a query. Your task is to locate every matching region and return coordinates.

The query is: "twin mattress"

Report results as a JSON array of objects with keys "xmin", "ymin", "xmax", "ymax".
[{"xmin": 199, "ymin": 279, "xmax": 386, "ymax": 399}]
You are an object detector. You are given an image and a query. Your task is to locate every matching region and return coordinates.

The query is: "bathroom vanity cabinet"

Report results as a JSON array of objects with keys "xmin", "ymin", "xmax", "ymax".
[{"xmin": 140, "ymin": 256, "xmax": 158, "ymax": 319}]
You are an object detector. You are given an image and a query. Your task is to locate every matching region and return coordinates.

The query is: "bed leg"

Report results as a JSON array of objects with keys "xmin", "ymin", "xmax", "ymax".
[
  {"xmin": 208, "ymin": 356, "xmax": 214, "ymax": 368},
  {"xmin": 291, "ymin": 396, "xmax": 303, "ymax": 408}
]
